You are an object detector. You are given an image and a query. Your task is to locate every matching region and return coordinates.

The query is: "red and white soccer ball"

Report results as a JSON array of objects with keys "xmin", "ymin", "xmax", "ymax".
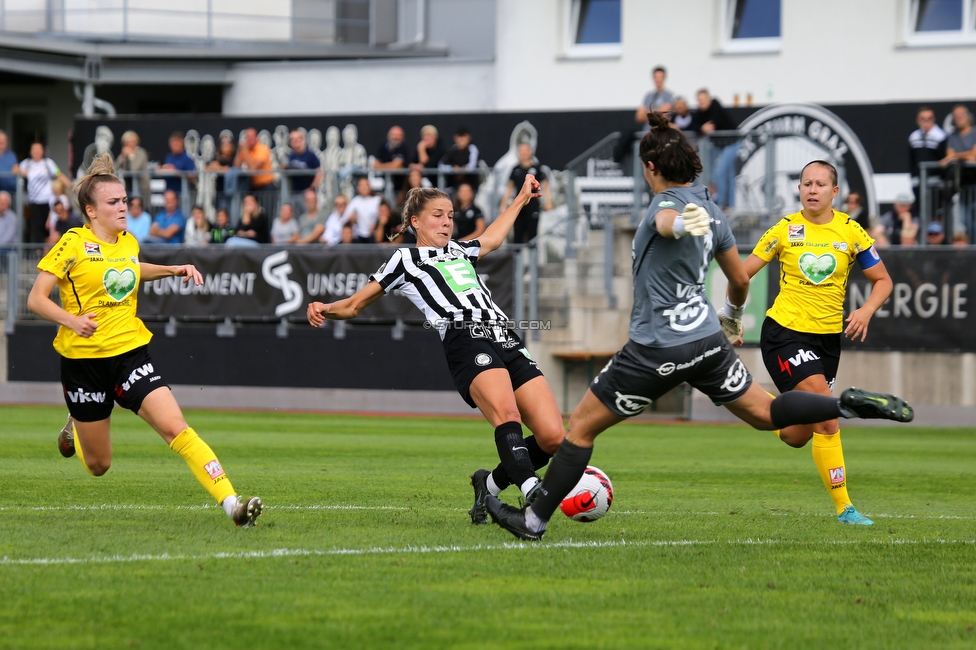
[{"xmin": 559, "ymin": 466, "xmax": 614, "ymax": 522}]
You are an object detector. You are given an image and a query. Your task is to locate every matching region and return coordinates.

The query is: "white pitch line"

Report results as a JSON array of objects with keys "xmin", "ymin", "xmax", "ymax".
[
  {"xmin": 1, "ymin": 504, "xmax": 973, "ymax": 521},
  {"xmin": 2, "ymin": 538, "xmax": 974, "ymax": 567}
]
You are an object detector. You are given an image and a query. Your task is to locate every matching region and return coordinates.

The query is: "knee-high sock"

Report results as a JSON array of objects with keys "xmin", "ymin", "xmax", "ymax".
[
  {"xmin": 72, "ymin": 422, "xmax": 94, "ymax": 476},
  {"xmin": 490, "ymin": 435, "xmax": 553, "ymax": 491},
  {"xmin": 770, "ymin": 392, "xmax": 843, "ymax": 430},
  {"xmin": 529, "ymin": 438, "xmax": 593, "ymax": 522},
  {"xmin": 812, "ymin": 430, "xmax": 852, "ymax": 515},
  {"xmin": 493, "ymin": 422, "xmax": 536, "ymax": 491},
  {"xmin": 169, "ymin": 428, "xmax": 237, "ymax": 505}
]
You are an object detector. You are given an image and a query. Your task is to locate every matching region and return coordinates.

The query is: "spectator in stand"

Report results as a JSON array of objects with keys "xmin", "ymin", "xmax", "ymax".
[
  {"xmin": 184, "ymin": 206, "xmax": 212, "ymax": 247},
  {"xmin": 635, "ymin": 65, "xmax": 675, "ymax": 125},
  {"xmin": 346, "ymin": 176, "xmax": 382, "ymax": 244},
  {"xmin": 114, "ymin": 130, "xmax": 151, "ymax": 201},
  {"xmin": 877, "ymin": 193, "xmax": 918, "ymax": 247},
  {"xmin": 454, "ymin": 182, "xmax": 485, "ymax": 240},
  {"xmin": 146, "ymin": 189, "xmax": 186, "ymax": 244},
  {"xmin": 372, "ymin": 125, "xmax": 409, "ymax": 191},
  {"xmin": 321, "ymin": 194, "xmax": 349, "ymax": 247},
  {"xmin": 228, "ymin": 194, "xmax": 269, "ymax": 246},
  {"xmin": 925, "ymin": 221, "xmax": 946, "ymax": 246},
  {"xmin": 501, "ymin": 143, "xmax": 552, "ymax": 244},
  {"xmin": 19, "ymin": 142, "xmax": 71, "ymax": 244},
  {"xmin": 0, "ymin": 190, "xmax": 17, "ymax": 246},
  {"xmin": 373, "ymin": 199, "xmax": 398, "ymax": 242},
  {"xmin": 397, "ymin": 168, "xmax": 431, "ymax": 212},
  {"xmin": 271, "ymin": 203, "xmax": 300, "ymax": 244},
  {"xmin": 48, "ymin": 197, "xmax": 82, "ymax": 242},
  {"xmin": 286, "ymin": 130, "xmax": 322, "ymax": 200},
  {"xmin": 46, "ymin": 178, "xmax": 71, "ymax": 240},
  {"xmin": 341, "ymin": 222, "xmax": 354, "ymax": 244},
  {"xmin": 941, "ymin": 105, "xmax": 976, "ymax": 167},
  {"xmin": 0, "ymin": 130, "xmax": 19, "ymax": 196},
  {"xmin": 438, "ymin": 126, "xmax": 480, "ymax": 191},
  {"xmin": 409, "ymin": 125, "xmax": 445, "ymax": 176},
  {"xmin": 952, "ymin": 231, "xmax": 968, "ymax": 247},
  {"xmin": 692, "ymin": 88, "xmax": 737, "ymax": 208},
  {"xmin": 234, "ymin": 128, "xmax": 275, "ymax": 193},
  {"xmin": 206, "ymin": 134, "xmax": 238, "ymax": 208},
  {"xmin": 908, "ymin": 107, "xmax": 947, "ymax": 184},
  {"xmin": 125, "ymin": 196, "xmax": 151, "ymax": 242},
  {"xmin": 670, "ymin": 97, "xmax": 694, "ymax": 132},
  {"xmin": 210, "ymin": 208, "xmax": 234, "ymax": 244},
  {"xmin": 844, "ymin": 191, "xmax": 871, "ymax": 231},
  {"xmin": 296, "ymin": 189, "xmax": 326, "ymax": 244},
  {"xmin": 157, "ymin": 131, "xmax": 195, "ymax": 195}
]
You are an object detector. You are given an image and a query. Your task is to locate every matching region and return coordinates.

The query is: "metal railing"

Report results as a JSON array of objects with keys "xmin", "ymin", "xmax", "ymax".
[{"xmin": 918, "ymin": 161, "xmax": 976, "ymax": 245}]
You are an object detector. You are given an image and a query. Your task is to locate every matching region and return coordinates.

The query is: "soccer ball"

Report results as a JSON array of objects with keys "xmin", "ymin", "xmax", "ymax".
[{"xmin": 559, "ymin": 466, "xmax": 614, "ymax": 522}]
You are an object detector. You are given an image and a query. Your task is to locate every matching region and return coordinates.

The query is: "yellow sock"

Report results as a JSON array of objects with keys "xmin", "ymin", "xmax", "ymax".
[
  {"xmin": 73, "ymin": 422, "xmax": 95, "ymax": 476},
  {"xmin": 765, "ymin": 391, "xmax": 781, "ymax": 439},
  {"xmin": 169, "ymin": 428, "xmax": 237, "ymax": 505},
  {"xmin": 812, "ymin": 430, "xmax": 852, "ymax": 515}
]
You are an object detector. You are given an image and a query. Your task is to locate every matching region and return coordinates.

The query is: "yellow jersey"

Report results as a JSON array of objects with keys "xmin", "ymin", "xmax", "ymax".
[
  {"xmin": 752, "ymin": 211, "xmax": 878, "ymax": 334},
  {"xmin": 37, "ymin": 226, "xmax": 152, "ymax": 359}
]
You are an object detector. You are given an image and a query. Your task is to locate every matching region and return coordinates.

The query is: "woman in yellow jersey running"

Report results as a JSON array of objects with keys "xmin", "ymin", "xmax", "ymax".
[
  {"xmin": 27, "ymin": 154, "xmax": 262, "ymax": 527},
  {"xmin": 733, "ymin": 160, "xmax": 893, "ymax": 525}
]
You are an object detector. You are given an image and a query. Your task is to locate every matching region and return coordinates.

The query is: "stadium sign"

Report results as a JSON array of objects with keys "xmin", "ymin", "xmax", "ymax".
[
  {"xmin": 138, "ymin": 247, "xmax": 515, "ymax": 324},
  {"xmin": 733, "ymin": 103, "xmax": 877, "ymax": 219},
  {"xmin": 843, "ymin": 249, "xmax": 973, "ymax": 351}
]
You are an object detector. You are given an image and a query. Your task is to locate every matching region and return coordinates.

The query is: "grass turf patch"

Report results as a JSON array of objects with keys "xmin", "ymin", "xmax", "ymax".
[{"xmin": 1, "ymin": 405, "xmax": 974, "ymax": 649}]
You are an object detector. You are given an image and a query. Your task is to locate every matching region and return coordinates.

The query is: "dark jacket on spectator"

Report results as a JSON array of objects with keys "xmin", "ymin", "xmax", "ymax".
[{"xmin": 691, "ymin": 100, "xmax": 735, "ymax": 134}]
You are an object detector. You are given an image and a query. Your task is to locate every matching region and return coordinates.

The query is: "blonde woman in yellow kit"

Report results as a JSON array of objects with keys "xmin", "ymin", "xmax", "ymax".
[
  {"xmin": 738, "ymin": 160, "xmax": 893, "ymax": 525},
  {"xmin": 28, "ymin": 154, "xmax": 262, "ymax": 527}
]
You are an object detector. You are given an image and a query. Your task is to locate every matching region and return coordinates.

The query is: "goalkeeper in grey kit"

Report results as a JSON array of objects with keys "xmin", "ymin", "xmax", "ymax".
[{"xmin": 486, "ymin": 111, "xmax": 915, "ymax": 541}]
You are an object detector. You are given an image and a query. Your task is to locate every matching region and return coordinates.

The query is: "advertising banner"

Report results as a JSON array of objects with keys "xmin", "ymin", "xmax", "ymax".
[
  {"xmin": 138, "ymin": 246, "xmax": 515, "ymax": 324},
  {"xmin": 844, "ymin": 248, "xmax": 973, "ymax": 351}
]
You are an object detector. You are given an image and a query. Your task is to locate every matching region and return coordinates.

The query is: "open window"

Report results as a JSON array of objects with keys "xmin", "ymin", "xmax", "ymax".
[
  {"xmin": 721, "ymin": 0, "xmax": 782, "ymax": 53},
  {"xmin": 564, "ymin": 0, "xmax": 622, "ymax": 58}
]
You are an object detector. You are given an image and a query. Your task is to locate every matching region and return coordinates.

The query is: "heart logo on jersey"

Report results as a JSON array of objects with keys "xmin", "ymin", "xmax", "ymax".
[
  {"xmin": 102, "ymin": 268, "xmax": 137, "ymax": 301},
  {"xmin": 797, "ymin": 252, "xmax": 837, "ymax": 285}
]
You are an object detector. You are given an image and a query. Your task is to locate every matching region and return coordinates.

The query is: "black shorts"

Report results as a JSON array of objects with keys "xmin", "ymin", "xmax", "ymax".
[
  {"xmin": 60, "ymin": 345, "xmax": 169, "ymax": 422},
  {"xmin": 442, "ymin": 324, "xmax": 544, "ymax": 408},
  {"xmin": 760, "ymin": 317, "xmax": 841, "ymax": 393},
  {"xmin": 589, "ymin": 331, "xmax": 753, "ymax": 418}
]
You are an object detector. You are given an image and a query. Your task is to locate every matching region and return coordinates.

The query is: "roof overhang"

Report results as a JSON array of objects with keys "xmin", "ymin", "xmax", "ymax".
[{"xmin": 0, "ymin": 33, "xmax": 447, "ymax": 85}]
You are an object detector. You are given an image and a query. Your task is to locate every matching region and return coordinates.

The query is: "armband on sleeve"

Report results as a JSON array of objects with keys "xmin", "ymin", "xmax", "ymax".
[{"xmin": 855, "ymin": 246, "xmax": 881, "ymax": 270}]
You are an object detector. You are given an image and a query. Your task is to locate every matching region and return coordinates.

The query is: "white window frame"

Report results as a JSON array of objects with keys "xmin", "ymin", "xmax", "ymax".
[
  {"xmin": 719, "ymin": 0, "xmax": 782, "ymax": 54},
  {"xmin": 904, "ymin": 0, "xmax": 976, "ymax": 47},
  {"xmin": 561, "ymin": 0, "xmax": 622, "ymax": 60}
]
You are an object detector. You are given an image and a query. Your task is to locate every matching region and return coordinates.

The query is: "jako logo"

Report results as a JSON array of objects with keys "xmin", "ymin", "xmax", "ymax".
[
  {"xmin": 66, "ymin": 389, "xmax": 106, "ymax": 403},
  {"xmin": 262, "ymin": 250, "xmax": 304, "ymax": 317}
]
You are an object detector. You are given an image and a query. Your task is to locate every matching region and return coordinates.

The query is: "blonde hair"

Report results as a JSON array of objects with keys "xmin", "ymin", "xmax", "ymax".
[
  {"xmin": 420, "ymin": 124, "xmax": 438, "ymax": 138},
  {"xmin": 392, "ymin": 187, "xmax": 449, "ymax": 242},
  {"xmin": 121, "ymin": 130, "xmax": 140, "ymax": 145},
  {"xmin": 75, "ymin": 153, "xmax": 122, "ymax": 225}
]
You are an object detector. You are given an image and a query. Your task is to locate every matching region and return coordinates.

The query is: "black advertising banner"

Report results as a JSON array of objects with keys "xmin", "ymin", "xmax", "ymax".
[
  {"xmin": 842, "ymin": 249, "xmax": 973, "ymax": 351},
  {"xmin": 137, "ymin": 246, "xmax": 515, "ymax": 324}
]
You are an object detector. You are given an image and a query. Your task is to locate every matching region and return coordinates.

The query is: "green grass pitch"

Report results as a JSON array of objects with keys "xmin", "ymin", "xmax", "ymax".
[{"xmin": 1, "ymin": 404, "xmax": 974, "ymax": 649}]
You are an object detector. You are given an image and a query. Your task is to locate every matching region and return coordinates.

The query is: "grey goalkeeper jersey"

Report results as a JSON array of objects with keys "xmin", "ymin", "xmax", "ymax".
[{"xmin": 629, "ymin": 185, "xmax": 736, "ymax": 347}]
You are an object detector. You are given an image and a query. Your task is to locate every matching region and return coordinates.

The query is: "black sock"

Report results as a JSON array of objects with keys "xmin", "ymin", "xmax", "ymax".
[
  {"xmin": 530, "ymin": 438, "xmax": 593, "ymax": 522},
  {"xmin": 769, "ymin": 391, "xmax": 843, "ymax": 429},
  {"xmin": 493, "ymin": 422, "xmax": 535, "ymax": 490},
  {"xmin": 490, "ymin": 435, "xmax": 552, "ymax": 491}
]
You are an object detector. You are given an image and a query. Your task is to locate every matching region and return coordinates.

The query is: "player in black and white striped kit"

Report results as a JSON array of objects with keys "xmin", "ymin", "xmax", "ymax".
[{"xmin": 307, "ymin": 174, "xmax": 565, "ymax": 524}]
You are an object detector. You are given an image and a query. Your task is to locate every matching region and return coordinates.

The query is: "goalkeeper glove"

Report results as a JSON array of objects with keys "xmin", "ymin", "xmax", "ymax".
[
  {"xmin": 717, "ymin": 297, "xmax": 744, "ymax": 346},
  {"xmin": 671, "ymin": 203, "xmax": 711, "ymax": 238}
]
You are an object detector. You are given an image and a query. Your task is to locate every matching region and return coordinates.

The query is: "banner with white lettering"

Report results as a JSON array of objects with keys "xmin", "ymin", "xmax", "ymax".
[
  {"xmin": 137, "ymin": 246, "xmax": 515, "ymax": 323},
  {"xmin": 842, "ymin": 249, "xmax": 971, "ymax": 351}
]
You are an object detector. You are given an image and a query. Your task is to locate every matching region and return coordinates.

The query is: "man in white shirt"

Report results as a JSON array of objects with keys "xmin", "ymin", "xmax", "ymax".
[{"xmin": 321, "ymin": 194, "xmax": 349, "ymax": 246}]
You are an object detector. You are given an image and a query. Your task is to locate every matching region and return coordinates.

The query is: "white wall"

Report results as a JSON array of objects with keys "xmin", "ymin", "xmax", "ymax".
[
  {"xmin": 494, "ymin": 0, "xmax": 976, "ymax": 112},
  {"xmin": 223, "ymin": 57, "xmax": 495, "ymax": 116}
]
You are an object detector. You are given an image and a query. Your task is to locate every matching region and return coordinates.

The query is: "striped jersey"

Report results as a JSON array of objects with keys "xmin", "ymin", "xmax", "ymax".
[{"xmin": 370, "ymin": 239, "xmax": 508, "ymax": 338}]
